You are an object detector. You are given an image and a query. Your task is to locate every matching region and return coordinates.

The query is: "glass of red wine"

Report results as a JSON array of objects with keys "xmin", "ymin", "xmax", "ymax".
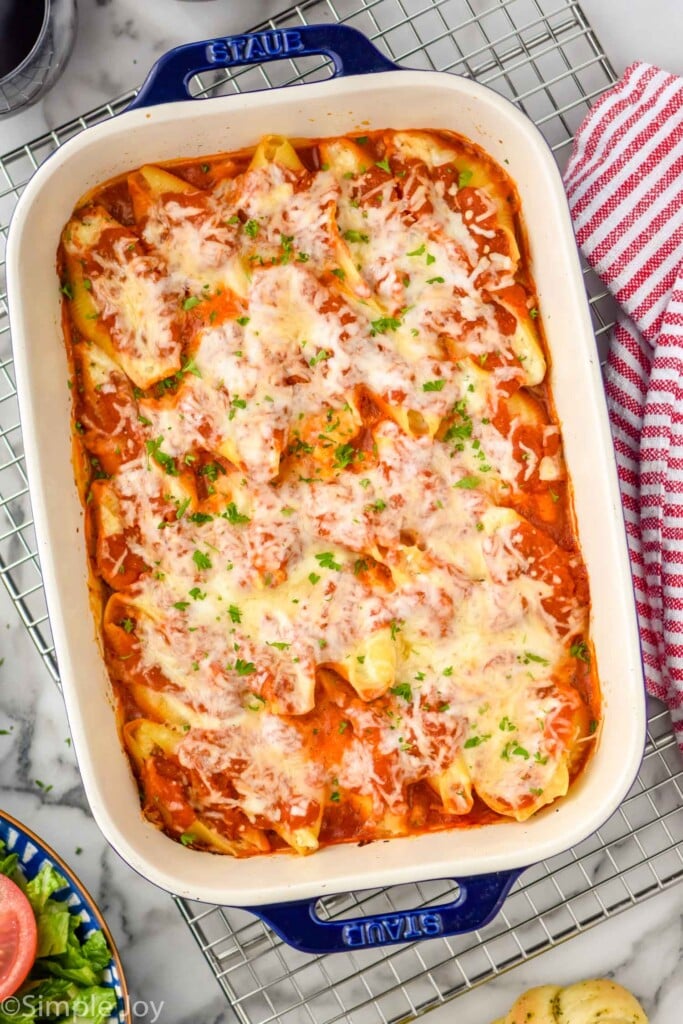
[{"xmin": 0, "ymin": 0, "xmax": 77, "ymax": 117}]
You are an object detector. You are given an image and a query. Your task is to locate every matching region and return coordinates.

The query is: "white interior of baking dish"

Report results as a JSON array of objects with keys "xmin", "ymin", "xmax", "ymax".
[{"xmin": 7, "ymin": 69, "xmax": 646, "ymax": 905}]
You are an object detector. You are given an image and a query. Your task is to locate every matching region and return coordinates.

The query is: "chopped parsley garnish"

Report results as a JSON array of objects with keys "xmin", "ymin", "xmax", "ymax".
[
  {"xmin": 228, "ymin": 605, "xmax": 242, "ymax": 623},
  {"xmin": 155, "ymin": 356, "xmax": 203, "ymax": 394},
  {"xmin": 454, "ymin": 474, "xmax": 480, "ymax": 489},
  {"xmin": 458, "ymin": 168, "xmax": 473, "ymax": 188},
  {"xmin": 198, "ymin": 461, "xmax": 225, "ymax": 483},
  {"xmin": 246, "ymin": 693, "xmax": 266, "ymax": 711},
  {"xmin": 192, "ymin": 550, "xmax": 212, "ymax": 571},
  {"xmin": 570, "ymin": 640, "xmax": 590, "ymax": 663},
  {"xmin": 501, "ymin": 742, "xmax": 530, "ymax": 760},
  {"xmin": 406, "ymin": 244, "xmax": 426, "ymax": 257},
  {"xmin": 316, "ymin": 551, "xmax": 342, "ymax": 571},
  {"xmin": 339, "ymin": 720, "xmax": 350, "ymax": 734},
  {"xmin": 244, "ymin": 219, "xmax": 260, "ymax": 238},
  {"xmin": 390, "ymin": 682, "xmax": 412, "ymax": 701},
  {"xmin": 437, "ymin": 702, "xmax": 450, "ymax": 712},
  {"xmin": 356, "ymin": 136, "xmax": 368, "ymax": 145},
  {"xmin": 280, "ymin": 233, "xmax": 294, "ymax": 263},
  {"xmin": 60, "ymin": 282, "xmax": 73, "ymax": 299},
  {"xmin": 330, "ymin": 790, "xmax": 341, "ymax": 803},
  {"xmin": 367, "ymin": 499, "xmax": 386, "ymax": 513},
  {"xmin": 499, "ymin": 716, "xmax": 516, "ymax": 732},
  {"xmin": 534, "ymin": 751, "xmax": 549, "ymax": 764},
  {"xmin": 464, "ymin": 734, "xmax": 490, "ymax": 748},
  {"xmin": 233, "ymin": 659, "xmax": 256, "ymax": 676},
  {"xmin": 229, "ymin": 396, "xmax": 247, "ymax": 420},
  {"xmin": 309, "ymin": 348, "xmax": 331, "ymax": 367},
  {"xmin": 444, "ymin": 416, "xmax": 473, "ymax": 443},
  {"xmin": 222, "ymin": 502, "xmax": 250, "ymax": 525},
  {"xmin": 187, "ymin": 511, "xmax": 214, "ymax": 524},
  {"xmin": 426, "ymin": 276, "xmax": 445, "ymax": 285},
  {"xmin": 290, "ymin": 438, "xmax": 314, "ymax": 456},
  {"xmin": 390, "ymin": 619, "xmax": 403, "ymax": 641},
  {"xmin": 297, "ymin": 251, "xmax": 310, "ymax": 262},
  {"xmin": 529, "ymin": 787, "xmax": 544, "ymax": 797},
  {"xmin": 359, "ymin": 478, "xmax": 371, "ymax": 489},
  {"xmin": 189, "ymin": 587, "xmax": 206, "ymax": 601},
  {"xmin": 370, "ymin": 315, "xmax": 402, "ymax": 336},
  {"xmin": 183, "ymin": 296, "xmax": 200, "ymax": 311},
  {"xmin": 88, "ymin": 457, "xmax": 110, "ymax": 482},
  {"xmin": 530, "ymin": 307, "xmax": 539, "ymax": 319},
  {"xmin": 145, "ymin": 436, "xmax": 178, "ymax": 476},
  {"xmin": 343, "ymin": 229, "xmax": 369, "ymax": 243},
  {"xmin": 423, "ymin": 379, "xmax": 445, "ymax": 392},
  {"xmin": 375, "ymin": 157, "xmax": 392, "ymax": 174},
  {"xmin": 330, "ymin": 268, "xmax": 346, "ymax": 281},
  {"xmin": 334, "ymin": 443, "xmax": 356, "ymax": 469},
  {"xmin": 521, "ymin": 651, "xmax": 550, "ymax": 666},
  {"xmin": 236, "ymin": 316, "xmax": 250, "ymax": 327},
  {"xmin": 308, "ymin": 572, "xmax": 321, "ymax": 585},
  {"xmin": 181, "ymin": 355, "xmax": 202, "ymax": 378},
  {"xmin": 180, "ymin": 833, "xmax": 194, "ymax": 846},
  {"xmin": 267, "ymin": 641, "xmax": 291, "ymax": 651},
  {"xmin": 120, "ymin": 618, "xmax": 135, "ymax": 634},
  {"xmin": 353, "ymin": 558, "xmax": 369, "ymax": 575},
  {"xmin": 443, "ymin": 666, "xmax": 453, "ymax": 676}
]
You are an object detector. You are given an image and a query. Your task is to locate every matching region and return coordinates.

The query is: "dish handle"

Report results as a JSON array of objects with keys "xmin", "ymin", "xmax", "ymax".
[
  {"xmin": 128, "ymin": 24, "xmax": 399, "ymax": 110},
  {"xmin": 246, "ymin": 870, "xmax": 523, "ymax": 954}
]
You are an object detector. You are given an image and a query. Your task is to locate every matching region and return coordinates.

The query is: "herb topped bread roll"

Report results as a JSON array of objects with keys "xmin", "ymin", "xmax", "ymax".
[{"xmin": 492, "ymin": 979, "xmax": 649, "ymax": 1024}]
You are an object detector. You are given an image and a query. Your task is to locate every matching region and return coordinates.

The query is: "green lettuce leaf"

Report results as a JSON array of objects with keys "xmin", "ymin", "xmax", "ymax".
[
  {"xmin": 0, "ymin": 839, "xmax": 24, "ymax": 888},
  {"xmin": 25, "ymin": 864, "xmax": 67, "ymax": 914},
  {"xmin": 12, "ymin": 978, "xmax": 117, "ymax": 1023},
  {"xmin": 77, "ymin": 934, "xmax": 110, "ymax": 975},
  {"xmin": 0, "ymin": 843, "xmax": 115, "ymax": 1021},
  {"xmin": 35, "ymin": 900, "xmax": 71, "ymax": 958},
  {"xmin": 64, "ymin": 985, "xmax": 117, "ymax": 1024},
  {"xmin": 15, "ymin": 978, "xmax": 76, "ymax": 1020}
]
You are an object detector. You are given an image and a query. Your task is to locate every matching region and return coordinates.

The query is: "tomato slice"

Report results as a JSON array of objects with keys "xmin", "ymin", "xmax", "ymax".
[{"xmin": 0, "ymin": 875, "xmax": 37, "ymax": 1000}]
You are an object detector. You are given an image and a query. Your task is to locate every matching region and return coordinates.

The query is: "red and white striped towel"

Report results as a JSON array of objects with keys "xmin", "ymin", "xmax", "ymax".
[{"xmin": 563, "ymin": 62, "xmax": 683, "ymax": 752}]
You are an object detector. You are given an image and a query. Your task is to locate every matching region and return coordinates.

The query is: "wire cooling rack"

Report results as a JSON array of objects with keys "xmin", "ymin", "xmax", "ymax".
[{"xmin": 0, "ymin": 0, "xmax": 681, "ymax": 1021}]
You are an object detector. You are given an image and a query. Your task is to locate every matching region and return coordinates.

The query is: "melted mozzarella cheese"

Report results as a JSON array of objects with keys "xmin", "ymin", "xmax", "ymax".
[
  {"xmin": 72, "ymin": 132, "xmax": 593, "ymax": 850},
  {"xmin": 72, "ymin": 230, "xmax": 182, "ymax": 389}
]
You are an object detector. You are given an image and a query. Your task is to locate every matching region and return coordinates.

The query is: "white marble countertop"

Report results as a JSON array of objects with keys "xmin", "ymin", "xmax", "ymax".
[{"xmin": 1, "ymin": 1, "xmax": 682, "ymax": 1022}]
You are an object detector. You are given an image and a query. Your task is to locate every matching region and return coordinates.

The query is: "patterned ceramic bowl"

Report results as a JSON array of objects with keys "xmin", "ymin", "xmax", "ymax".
[{"xmin": 0, "ymin": 810, "xmax": 128, "ymax": 1023}]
